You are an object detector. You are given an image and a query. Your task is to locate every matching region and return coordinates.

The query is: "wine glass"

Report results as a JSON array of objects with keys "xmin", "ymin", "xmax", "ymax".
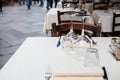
[
  {"xmin": 66, "ymin": 13, "xmax": 79, "ymax": 40},
  {"xmin": 74, "ymin": 16, "xmax": 92, "ymax": 48},
  {"xmin": 62, "ymin": 13, "xmax": 79, "ymax": 51}
]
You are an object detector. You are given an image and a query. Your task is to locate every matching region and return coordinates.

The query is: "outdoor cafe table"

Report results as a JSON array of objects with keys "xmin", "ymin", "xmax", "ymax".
[
  {"xmin": 0, "ymin": 37, "xmax": 120, "ymax": 80},
  {"xmin": 57, "ymin": 1, "xmax": 93, "ymax": 14},
  {"xmin": 92, "ymin": 10, "xmax": 120, "ymax": 33},
  {"xmin": 43, "ymin": 8, "xmax": 94, "ymax": 34}
]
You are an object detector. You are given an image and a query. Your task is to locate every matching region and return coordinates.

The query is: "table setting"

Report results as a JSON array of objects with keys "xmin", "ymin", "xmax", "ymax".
[
  {"xmin": 1, "ymin": 36, "xmax": 120, "ymax": 80},
  {"xmin": 56, "ymin": 14, "xmax": 95, "ymax": 48},
  {"xmin": 109, "ymin": 37, "xmax": 120, "ymax": 60},
  {"xmin": 52, "ymin": 15, "xmax": 106, "ymax": 80}
]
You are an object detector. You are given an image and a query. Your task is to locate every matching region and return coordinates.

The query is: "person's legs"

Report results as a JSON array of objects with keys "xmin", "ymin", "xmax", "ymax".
[
  {"xmin": 27, "ymin": 0, "xmax": 31, "ymax": 9},
  {"xmin": 18, "ymin": 0, "xmax": 21, "ymax": 5},
  {"xmin": 50, "ymin": 0, "xmax": 53, "ymax": 8},
  {"xmin": 54, "ymin": 0, "xmax": 60, "ymax": 8},
  {"xmin": 23, "ymin": 0, "xmax": 25, "ymax": 4},
  {"xmin": 0, "ymin": 0, "xmax": 2, "ymax": 12},
  {"xmin": 40, "ymin": 0, "xmax": 44, "ymax": 6},
  {"xmin": 54, "ymin": 0, "xmax": 57, "ymax": 8},
  {"xmin": 46, "ymin": 0, "xmax": 50, "ymax": 10},
  {"xmin": 37, "ymin": 0, "xmax": 39, "ymax": 3}
]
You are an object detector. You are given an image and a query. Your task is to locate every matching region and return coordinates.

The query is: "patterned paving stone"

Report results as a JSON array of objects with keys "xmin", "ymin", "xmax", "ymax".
[
  {"xmin": 0, "ymin": 2, "xmax": 50, "ymax": 69},
  {"xmin": 0, "ymin": 54, "xmax": 13, "ymax": 69},
  {"xmin": 6, "ymin": 38, "xmax": 26, "ymax": 46},
  {"xmin": 0, "ymin": 45, "xmax": 20, "ymax": 56},
  {"xmin": 0, "ymin": 31, "xmax": 18, "ymax": 41},
  {"xmin": 0, "ymin": 39, "xmax": 11, "ymax": 49}
]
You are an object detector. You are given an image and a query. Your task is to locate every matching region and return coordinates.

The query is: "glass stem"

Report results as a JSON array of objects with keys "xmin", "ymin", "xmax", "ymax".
[
  {"xmin": 81, "ymin": 16, "xmax": 85, "ymax": 36},
  {"xmin": 70, "ymin": 15, "xmax": 73, "ymax": 32}
]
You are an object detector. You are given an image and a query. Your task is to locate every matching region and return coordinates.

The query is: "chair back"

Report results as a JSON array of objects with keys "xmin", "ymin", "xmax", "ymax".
[
  {"xmin": 112, "ymin": 12, "xmax": 120, "ymax": 36},
  {"xmin": 57, "ymin": 11, "xmax": 87, "ymax": 24},
  {"xmin": 111, "ymin": 1, "xmax": 120, "ymax": 9},
  {"xmin": 93, "ymin": 0, "xmax": 109, "ymax": 10},
  {"xmin": 52, "ymin": 23, "xmax": 101, "ymax": 37}
]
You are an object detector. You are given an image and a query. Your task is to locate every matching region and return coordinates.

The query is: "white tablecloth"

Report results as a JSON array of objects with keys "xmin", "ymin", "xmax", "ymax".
[
  {"xmin": 0, "ymin": 37, "xmax": 120, "ymax": 80},
  {"xmin": 92, "ymin": 10, "xmax": 120, "ymax": 32},
  {"xmin": 43, "ymin": 8, "xmax": 94, "ymax": 34},
  {"xmin": 57, "ymin": 1, "xmax": 93, "ymax": 14}
]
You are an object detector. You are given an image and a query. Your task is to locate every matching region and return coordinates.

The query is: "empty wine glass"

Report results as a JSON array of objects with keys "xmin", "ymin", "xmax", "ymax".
[
  {"xmin": 66, "ymin": 13, "xmax": 79, "ymax": 40},
  {"xmin": 74, "ymin": 16, "xmax": 92, "ymax": 48},
  {"xmin": 62, "ymin": 13, "xmax": 78, "ymax": 48},
  {"xmin": 61, "ymin": 13, "xmax": 79, "ymax": 51}
]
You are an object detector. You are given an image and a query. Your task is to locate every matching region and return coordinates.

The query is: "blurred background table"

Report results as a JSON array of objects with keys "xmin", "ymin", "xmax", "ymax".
[
  {"xmin": 43, "ymin": 8, "xmax": 94, "ymax": 34},
  {"xmin": 57, "ymin": 1, "xmax": 93, "ymax": 14},
  {"xmin": 92, "ymin": 10, "xmax": 120, "ymax": 33}
]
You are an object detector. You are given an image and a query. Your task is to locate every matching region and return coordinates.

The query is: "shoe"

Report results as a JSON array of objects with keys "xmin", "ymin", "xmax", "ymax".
[
  {"xmin": 0, "ymin": 9, "xmax": 2, "ymax": 12},
  {"xmin": 47, "ymin": 8, "xmax": 49, "ymax": 10}
]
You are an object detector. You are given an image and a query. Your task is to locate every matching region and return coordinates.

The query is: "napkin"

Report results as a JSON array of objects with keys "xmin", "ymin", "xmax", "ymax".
[
  {"xmin": 47, "ymin": 47, "xmax": 104, "ymax": 78},
  {"xmin": 47, "ymin": 50, "xmax": 104, "ymax": 78},
  {"xmin": 50, "ymin": 76, "xmax": 104, "ymax": 80},
  {"xmin": 52, "ymin": 67, "xmax": 104, "ymax": 77}
]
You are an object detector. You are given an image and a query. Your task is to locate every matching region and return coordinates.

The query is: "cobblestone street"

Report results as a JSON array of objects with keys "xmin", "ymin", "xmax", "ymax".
[{"xmin": 0, "ymin": 2, "xmax": 49, "ymax": 69}]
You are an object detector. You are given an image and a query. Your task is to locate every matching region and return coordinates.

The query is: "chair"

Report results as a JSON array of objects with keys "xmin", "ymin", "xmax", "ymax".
[
  {"xmin": 57, "ymin": 11, "xmax": 87, "ymax": 24},
  {"xmin": 111, "ymin": 1, "xmax": 120, "ymax": 9},
  {"xmin": 93, "ymin": 0, "xmax": 109, "ymax": 10},
  {"xmin": 86, "ymin": 0, "xmax": 93, "ymax": 3},
  {"xmin": 112, "ymin": 12, "xmax": 120, "ymax": 36},
  {"xmin": 51, "ymin": 22, "xmax": 101, "ymax": 37}
]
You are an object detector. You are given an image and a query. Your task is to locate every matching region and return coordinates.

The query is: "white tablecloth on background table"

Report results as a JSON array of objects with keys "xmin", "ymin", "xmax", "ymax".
[
  {"xmin": 92, "ymin": 10, "xmax": 120, "ymax": 32},
  {"xmin": 57, "ymin": 1, "xmax": 93, "ymax": 14},
  {"xmin": 43, "ymin": 8, "xmax": 94, "ymax": 34},
  {"xmin": 0, "ymin": 37, "xmax": 120, "ymax": 80}
]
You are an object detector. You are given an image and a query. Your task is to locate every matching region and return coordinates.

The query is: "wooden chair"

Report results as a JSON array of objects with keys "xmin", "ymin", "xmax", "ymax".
[
  {"xmin": 112, "ymin": 2, "xmax": 120, "ymax": 9},
  {"xmin": 86, "ymin": 0, "xmax": 93, "ymax": 3},
  {"xmin": 93, "ymin": 0, "xmax": 109, "ymax": 10},
  {"xmin": 57, "ymin": 11, "xmax": 87, "ymax": 24},
  {"xmin": 112, "ymin": 12, "xmax": 120, "ymax": 36},
  {"xmin": 51, "ymin": 22, "xmax": 101, "ymax": 37}
]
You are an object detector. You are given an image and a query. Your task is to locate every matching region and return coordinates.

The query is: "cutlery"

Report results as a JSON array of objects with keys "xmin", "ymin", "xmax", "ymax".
[
  {"xmin": 102, "ymin": 67, "xmax": 108, "ymax": 80},
  {"xmin": 56, "ymin": 36, "xmax": 61, "ymax": 47},
  {"xmin": 109, "ymin": 45, "xmax": 120, "ymax": 61},
  {"xmin": 85, "ymin": 32, "xmax": 97, "ymax": 45},
  {"xmin": 45, "ymin": 65, "xmax": 52, "ymax": 80},
  {"xmin": 45, "ymin": 71, "xmax": 52, "ymax": 80}
]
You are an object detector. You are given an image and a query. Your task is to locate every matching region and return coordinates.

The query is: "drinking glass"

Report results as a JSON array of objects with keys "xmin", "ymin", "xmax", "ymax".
[
  {"xmin": 110, "ymin": 38, "xmax": 120, "ymax": 54},
  {"xmin": 111, "ymin": 38, "xmax": 117, "ymax": 45},
  {"xmin": 84, "ymin": 48, "xmax": 100, "ymax": 67}
]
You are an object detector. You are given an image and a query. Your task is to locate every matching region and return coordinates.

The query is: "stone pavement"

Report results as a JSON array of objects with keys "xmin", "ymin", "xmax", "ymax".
[{"xmin": 0, "ymin": 2, "xmax": 50, "ymax": 69}]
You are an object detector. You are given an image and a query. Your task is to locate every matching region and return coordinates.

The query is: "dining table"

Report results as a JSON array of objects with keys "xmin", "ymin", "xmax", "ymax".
[
  {"xmin": 0, "ymin": 37, "xmax": 120, "ymax": 80},
  {"xmin": 43, "ymin": 8, "xmax": 94, "ymax": 34},
  {"xmin": 92, "ymin": 10, "xmax": 120, "ymax": 33},
  {"xmin": 57, "ymin": 1, "xmax": 93, "ymax": 14}
]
